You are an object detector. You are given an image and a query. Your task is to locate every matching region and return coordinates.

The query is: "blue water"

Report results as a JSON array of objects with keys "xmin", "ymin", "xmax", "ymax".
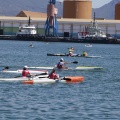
[{"xmin": 0, "ymin": 40, "xmax": 120, "ymax": 120}]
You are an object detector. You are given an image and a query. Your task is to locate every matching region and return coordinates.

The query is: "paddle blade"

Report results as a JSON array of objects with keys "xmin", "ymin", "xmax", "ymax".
[
  {"xmin": 63, "ymin": 77, "xmax": 71, "ymax": 81},
  {"xmin": 5, "ymin": 66, "xmax": 9, "ymax": 69},
  {"xmin": 72, "ymin": 61, "xmax": 78, "ymax": 64},
  {"xmin": 2, "ymin": 66, "xmax": 9, "ymax": 71}
]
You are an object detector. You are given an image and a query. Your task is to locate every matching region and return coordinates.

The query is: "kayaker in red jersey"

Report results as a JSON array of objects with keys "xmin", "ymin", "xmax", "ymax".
[
  {"xmin": 22, "ymin": 66, "xmax": 31, "ymax": 77},
  {"xmin": 48, "ymin": 69, "xmax": 59, "ymax": 79}
]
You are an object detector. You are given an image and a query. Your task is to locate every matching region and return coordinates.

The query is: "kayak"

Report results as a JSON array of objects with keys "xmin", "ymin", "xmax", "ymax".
[
  {"xmin": 0, "ymin": 74, "xmax": 48, "ymax": 82},
  {"xmin": 1, "ymin": 69, "xmax": 48, "ymax": 74},
  {"xmin": 0, "ymin": 75, "xmax": 84, "ymax": 84},
  {"xmin": 28, "ymin": 66, "xmax": 103, "ymax": 70},
  {"xmin": 47, "ymin": 53, "xmax": 102, "ymax": 58},
  {"xmin": 76, "ymin": 66, "xmax": 103, "ymax": 70},
  {"xmin": 22, "ymin": 76, "xmax": 84, "ymax": 84}
]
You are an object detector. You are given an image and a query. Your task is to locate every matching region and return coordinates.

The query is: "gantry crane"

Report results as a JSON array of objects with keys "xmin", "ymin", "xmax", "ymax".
[{"xmin": 44, "ymin": 0, "xmax": 58, "ymax": 37}]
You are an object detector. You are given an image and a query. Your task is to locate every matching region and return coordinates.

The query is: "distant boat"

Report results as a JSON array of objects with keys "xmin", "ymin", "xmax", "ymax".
[
  {"xmin": 85, "ymin": 44, "xmax": 92, "ymax": 47},
  {"xmin": 29, "ymin": 43, "xmax": 33, "ymax": 47}
]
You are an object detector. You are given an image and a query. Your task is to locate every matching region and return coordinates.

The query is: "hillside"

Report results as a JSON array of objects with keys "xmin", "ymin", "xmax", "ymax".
[
  {"xmin": 0, "ymin": 0, "xmax": 119, "ymax": 19},
  {"xmin": 92, "ymin": 0, "xmax": 120, "ymax": 19},
  {"xmin": 0, "ymin": 0, "xmax": 63, "ymax": 17}
]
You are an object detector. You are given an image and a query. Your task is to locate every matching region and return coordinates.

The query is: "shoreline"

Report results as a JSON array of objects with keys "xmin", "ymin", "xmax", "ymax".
[{"xmin": 0, "ymin": 35, "xmax": 120, "ymax": 44}]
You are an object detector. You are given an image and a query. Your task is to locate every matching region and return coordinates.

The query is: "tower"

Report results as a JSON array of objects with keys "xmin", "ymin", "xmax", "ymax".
[
  {"xmin": 115, "ymin": 2, "xmax": 120, "ymax": 20},
  {"xmin": 44, "ymin": 0, "xmax": 58, "ymax": 37},
  {"xmin": 63, "ymin": 0, "xmax": 92, "ymax": 19}
]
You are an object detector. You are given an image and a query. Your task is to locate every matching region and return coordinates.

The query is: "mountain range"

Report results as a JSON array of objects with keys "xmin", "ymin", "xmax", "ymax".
[{"xmin": 0, "ymin": 0, "xmax": 119, "ymax": 19}]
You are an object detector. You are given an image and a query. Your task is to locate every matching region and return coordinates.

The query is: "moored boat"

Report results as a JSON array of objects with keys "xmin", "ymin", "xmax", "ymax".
[{"xmin": 16, "ymin": 16, "xmax": 39, "ymax": 40}]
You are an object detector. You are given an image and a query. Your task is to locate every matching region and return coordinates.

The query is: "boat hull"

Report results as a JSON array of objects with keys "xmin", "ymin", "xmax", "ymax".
[
  {"xmin": 1, "ymin": 70, "xmax": 48, "ymax": 74},
  {"xmin": 0, "ymin": 75, "xmax": 48, "ymax": 81},
  {"xmin": 0, "ymin": 76, "xmax": 84, "ymax": 84},
  {"xmin": 28, "ymin": 66, "xmax": 103, "ymax": 71},
  {"xmin": 22, "ymin": 76, "xmax": 84, "ymax": 84},
  {"xmin": 47, "ymin": 53, "xmax": 102, "ymax": 58}
]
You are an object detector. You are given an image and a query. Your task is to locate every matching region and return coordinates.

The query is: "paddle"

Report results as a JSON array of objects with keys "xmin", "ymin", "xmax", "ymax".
[
  {"xmin": 0, "ymin": 66, "xmax": 9, "ymax": 71},
  {"xmin": 35, "ymin": 73, "xmax": 48, "ymax": 76},
  {"xmin": 71, "ymin": 61, "xmax": 78, "ymax": 64},
  {"xmin": 62, "ymin": 77, "xmax": 71, "ymax": 81}
]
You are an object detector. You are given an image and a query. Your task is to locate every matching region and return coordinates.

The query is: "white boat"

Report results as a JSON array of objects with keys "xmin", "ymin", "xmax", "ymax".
[
  {"xmin": 1, "ymin": 69, "xmax": 48, "ymax": 74},
  {"xmin": 22, "ymin": 76, "xmax": 84, "ymax": 84},
  {"xmin": 29, "ymin": 43, "xmax": 34, "ymax": 47},
  {"xmin": 28, "ymin": 66, "xmax": 103, "ymax": 71},
  {"xmin": 0, "ymin": 74, "xmax": 48, "ymax": 82},
  {"xmin": 85, "ymin": 44, "xmax": 92, "ymax": 47},
  {"xmin": 16, "ymin": 17, "xmax": 37, "ymax": 35},
  {"xmin": 16, "ymin": 25, "xmax": 37, "ymax": 35},
  {"xmin": 83, "ymin": 56, "xmax": 103, "ymax": 58},
  {"xmin": 84, "ymin": 13, "xmax": 107, "ymax": 39},
  {"xmin": 0, "ymin": 75, "xmax": 84, "ymax": 84}
]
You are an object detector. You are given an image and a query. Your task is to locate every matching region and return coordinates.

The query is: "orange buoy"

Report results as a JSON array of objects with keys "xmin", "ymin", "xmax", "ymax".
[
  {"xmin": 64, "ymin": 76, "xmax": 84, "ymax": 83},
  {"xmin": 22, "ymin": 80, "xmax": 34, "ymax": 84}
]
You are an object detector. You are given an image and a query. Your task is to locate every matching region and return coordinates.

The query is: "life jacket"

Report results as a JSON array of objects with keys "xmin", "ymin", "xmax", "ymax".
[
  {"xmin": 49, "ymin": 73, "xmax": 58, "ymax": 79},
  {"xmin": 22, "ymin": 70, "xmax": 30, "ymax": 77},
  {"xmin": 57, "ymin": 62, "xmax": 63, "ymax": 69}
]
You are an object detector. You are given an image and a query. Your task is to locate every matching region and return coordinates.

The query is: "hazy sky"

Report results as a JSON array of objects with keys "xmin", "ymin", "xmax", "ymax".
[{"xmin": 57, "ymin": 0, "xmax": 112, "ymax": 8}]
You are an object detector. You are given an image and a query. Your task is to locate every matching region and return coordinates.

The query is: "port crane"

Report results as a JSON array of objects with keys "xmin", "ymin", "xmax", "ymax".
[{"xmin": 44, "ymin": 0, "xmax": 58, "ymax": 37}]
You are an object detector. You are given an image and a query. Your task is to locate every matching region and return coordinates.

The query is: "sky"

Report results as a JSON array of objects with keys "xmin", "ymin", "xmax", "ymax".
[{"xmin": 57, "ymin": 0, "xmax": 112, "ymax": 8}]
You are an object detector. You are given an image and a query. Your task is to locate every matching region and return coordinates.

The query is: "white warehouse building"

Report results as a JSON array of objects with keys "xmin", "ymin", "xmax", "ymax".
[{"xmin": 0, "ymin": 16, "xmax": 120, "ymax": 37}]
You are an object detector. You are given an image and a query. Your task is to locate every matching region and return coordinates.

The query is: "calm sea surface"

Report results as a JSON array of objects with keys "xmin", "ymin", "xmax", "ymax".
[{"xmin": 0, "ymin": 40, "xmax": 120, "ymax": 120}]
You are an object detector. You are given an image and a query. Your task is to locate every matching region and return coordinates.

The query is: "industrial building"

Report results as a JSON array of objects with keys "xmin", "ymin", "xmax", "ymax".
[
  {"xmin": 0, "ymin": 0, "xmax": 120, "ymax": 37},
  {"xmin": 0, "ymin": 16, "xmax": 120, "ymax": 36},
  {"xmin": 63, "ymin": 0, "xmax": 92, "ymax": 19}
]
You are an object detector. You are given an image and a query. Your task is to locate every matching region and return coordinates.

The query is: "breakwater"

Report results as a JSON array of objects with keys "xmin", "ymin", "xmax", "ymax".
[{"xmin": 0, "ymin": 35, "xmax": 120, "ymax": 44}]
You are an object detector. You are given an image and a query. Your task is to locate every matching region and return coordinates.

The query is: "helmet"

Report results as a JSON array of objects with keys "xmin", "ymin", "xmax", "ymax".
[
  {"xmin": 24, "ymin": 65, "xmax": 28, "ymax": 69},
  {"xmin": 60, "ymin": 58, "xmax": 64, "ymax": 61}
]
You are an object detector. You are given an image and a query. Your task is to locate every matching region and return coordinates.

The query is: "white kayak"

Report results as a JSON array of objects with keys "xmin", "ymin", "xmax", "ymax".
[
  {"xmin": 0, "ymin": 75, "xmax": 84, "ymax": 84},
  {"xmin": 22, "ymin": 76, "xmax": 84, "ymax": 84},
  {"xmin": 0, "ymin": 74, "xmax": 48, "ymax": 82},
  {"xmin": 83, "ymin": 56, "xmax": 103, "ymax": 58},
  {"xmin": 1, "ymin": 69, "xmax": 48, "ymax": 74},
  {"xmin": 28, "ymin": 66, "xmax": 103, "ymax": 70}
]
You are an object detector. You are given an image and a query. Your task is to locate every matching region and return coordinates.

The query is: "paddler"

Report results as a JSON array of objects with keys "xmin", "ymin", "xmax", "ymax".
[
  {"xmin": 56, "ymin": 58, "xmax": 69, "ymax": 69},
  {"xmin": 82, "ymin": 51, "xmax": 88, "ymax": 57},
  {"xmin": 22, "ymin": 66, "xmax": 31, "ymax": 77},
  {"xmin": 68, "ymin": 47, "xmax": 74, "ymax": 56},
  {"xmin": 68, "ymin": 47, "xmax": 74, "ymax": 52},
  {"xmin": 2, "ymin": 66, "xmax": 9, "ymax": 71},
  {"xmin": 48, "ymin": 69, "xmax": 59, "ymax": 79},
  {"xmin": 68, "ymin": 51, "xmax": 73, "ymax": 56}
]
